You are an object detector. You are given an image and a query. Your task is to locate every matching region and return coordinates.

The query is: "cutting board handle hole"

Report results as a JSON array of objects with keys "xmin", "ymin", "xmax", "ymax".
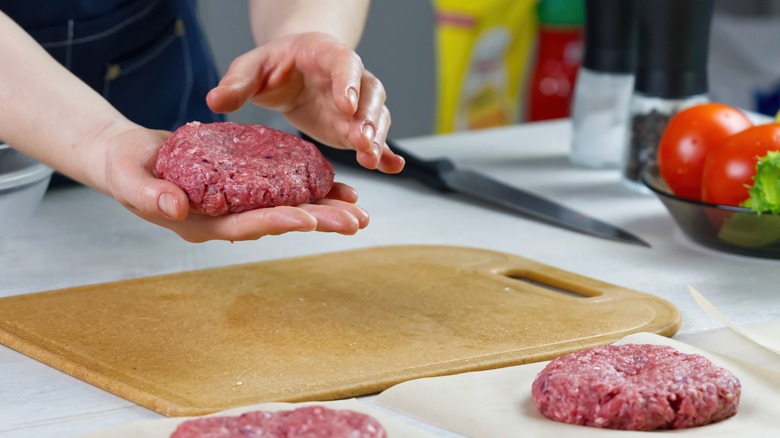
[{"xmin": 503, "ymin": 273, "xmax": 596, "ymax": 299}]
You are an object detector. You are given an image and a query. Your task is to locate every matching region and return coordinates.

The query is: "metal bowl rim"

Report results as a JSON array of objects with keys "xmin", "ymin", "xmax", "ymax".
[{"xmin": 0, "ymin": 162, "xmax": 53, "ymax": 191}]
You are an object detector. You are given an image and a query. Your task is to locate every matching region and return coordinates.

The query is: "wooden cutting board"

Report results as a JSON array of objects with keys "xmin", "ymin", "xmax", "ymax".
[{"xmin": 0, "ymin": 245, "xmax": 680, "ymax": 417}]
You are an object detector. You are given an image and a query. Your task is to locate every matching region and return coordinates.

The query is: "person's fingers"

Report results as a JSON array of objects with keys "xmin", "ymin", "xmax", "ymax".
[
  {"xmin": 161, "ymin": 207, "xmax": 318, "ymax": 243},
  {"xmin": 348, "ymin": 141, "xmax": 406, "ymax": 173},
  {"xmin": 112, "ymin": 172, "xmax": 188, "ymax": 226},
  {"xmin": 168, "ymin": 201, "xmax": 365, "ymax": 241},
  {"xmin": 371, "ymin": 106, "xmax": 404, "ymax": 174},
  {"xmin": 206, "ymin": 48, "xmax": 297, "ymax": 114},
  {"xmin": 105, "ymin": 134, "xmax": 190, "ymax": 221},
  {"xmin": 130, "ymin": 197, "xmax": 369, "ymax": 242},
  {"xmin": 324, "ymin": 182, "xmax": 359, "ymax": 203},
  {"xmin": 352, "ymin": 149, "xmax": 380, "ymax": 170},
  {"xmin": 314, "ymin": 198, "xmax": 369, "ymax": 229},
  {"xmin": 347, "ymin": 72, "xmax": 387, "ymax": 165},
  {"xmin": 373, "ymin": 105, "xmax": 391, "ymax": 154},
  {"xmin": 129, "ymin": 177, "xmax": 190, "ymax": 221},
  {"xmin": 206, "ymin": 86, "xmax": 244, "ymax": 114},
  {"xmin": 324, "ymin": 48, "xmax": 364, "ymax": 118},
  {"xmin": 299, "ymin": 203, "xmax": 363, "ymax": 234},
  {"xmin": 376, "ymin": 142, "xmax": 406, "ymax": 174}
]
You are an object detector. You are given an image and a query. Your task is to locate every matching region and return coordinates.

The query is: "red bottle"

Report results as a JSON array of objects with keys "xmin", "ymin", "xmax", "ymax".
[{"xmin": 527, "ymin": 0, "xmax": 584, "ymax": 122}]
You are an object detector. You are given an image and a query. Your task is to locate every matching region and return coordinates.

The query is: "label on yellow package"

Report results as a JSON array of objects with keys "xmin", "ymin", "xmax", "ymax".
[{"xmin": 432, "ymin": 0, "xmax": 537, "ymax": 133}]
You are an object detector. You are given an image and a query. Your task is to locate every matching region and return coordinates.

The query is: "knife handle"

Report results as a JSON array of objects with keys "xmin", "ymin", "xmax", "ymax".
[{"xmin": 300, "ymin": 133, "xmax": 455, "ymax": 193}]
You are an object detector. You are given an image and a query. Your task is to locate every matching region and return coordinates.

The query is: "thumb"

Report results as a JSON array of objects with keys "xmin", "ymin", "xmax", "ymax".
[
  {"xmin": 206, "ymin": 49, "xmax": 275, "ymax": 114},
  {"xmin": 114, "ymin": 169, "xmax": 190, "ymax": 221},
  {"xmin": 148, "ymin": 183, "xmax": 190, "ymax": 221}
]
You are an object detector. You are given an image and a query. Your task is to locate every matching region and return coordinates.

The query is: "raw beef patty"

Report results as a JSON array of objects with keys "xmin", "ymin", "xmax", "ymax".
[
  {"xmin": 170, "ymin": 405, "xmax": 386, "ymax": 437},
  {"xmin": 155, "ymin": 122, "xmax": 335, "ymax": 216},
  {"xmin": 531, "ymin": 343, "xmax": 741, "ymax": 431}
]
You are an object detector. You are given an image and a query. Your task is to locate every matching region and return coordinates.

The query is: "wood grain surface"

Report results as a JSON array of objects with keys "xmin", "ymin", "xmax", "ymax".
[{"xmin": 0, "ymin": 245, "xmax": 681, "ymax": 417}]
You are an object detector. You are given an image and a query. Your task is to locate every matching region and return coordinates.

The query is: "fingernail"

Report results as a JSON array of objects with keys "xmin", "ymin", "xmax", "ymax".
[
  {"xmin": 372, "ymin": 144, "xmax": 382, "ymax": 161},
  {"xmin": 362, "ymin": 124, "xmax": 375, "ymax": 143},
  {"xmin": 347, "ymin": 88, "xmax": 358, "ymax": 112},
  {"xmin": 158, "ymin": 193, "xmax": 178, "ymax": 218}
]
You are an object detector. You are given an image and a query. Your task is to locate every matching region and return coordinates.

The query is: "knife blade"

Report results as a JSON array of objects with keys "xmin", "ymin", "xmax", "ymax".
[{"xmin": 301, "ymin": 133, "xmax": 650, "ymax": 247}]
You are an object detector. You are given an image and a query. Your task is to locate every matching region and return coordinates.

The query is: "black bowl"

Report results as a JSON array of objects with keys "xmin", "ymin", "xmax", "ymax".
[{"xmin": 641, "ymin": 164, "xmax": 780, "ymax": 259}]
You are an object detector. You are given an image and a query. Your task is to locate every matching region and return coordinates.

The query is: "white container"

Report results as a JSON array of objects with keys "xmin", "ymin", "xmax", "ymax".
[
  {"xmin": 570, "ymin": 67, "xmax": 634, "ymax": 168},
  {"xmin": 570, "ymin": 0, "xmax": 637, "ymax": 168}
]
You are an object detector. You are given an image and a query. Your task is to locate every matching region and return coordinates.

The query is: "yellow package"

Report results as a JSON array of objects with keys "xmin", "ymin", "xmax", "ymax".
[{"xmin": 432, "ymin": 0, "xmax": 537, "ymax": 133}]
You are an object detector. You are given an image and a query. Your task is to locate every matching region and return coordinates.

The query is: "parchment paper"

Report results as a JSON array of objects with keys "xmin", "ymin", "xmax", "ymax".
[
  {"xmin": 374, "ymin": 331, "xmax": 780, "ymax": 437},
  {"xmin": 77, "ymin": 398, "xmax": 437, "ymax": 438},
  {"xmin": 689, "ymin": 285, "xmax": 780, "ymax": 355}
]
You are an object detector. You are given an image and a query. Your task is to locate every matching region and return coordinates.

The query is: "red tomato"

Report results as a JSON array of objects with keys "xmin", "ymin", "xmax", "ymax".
[
  {"xmin": 701, "ymin": 123, "xmax": 780, "ymax": 206},
  {"xmin": 657, "ymin": 103, "xmax": 752, "ymax": 200}
]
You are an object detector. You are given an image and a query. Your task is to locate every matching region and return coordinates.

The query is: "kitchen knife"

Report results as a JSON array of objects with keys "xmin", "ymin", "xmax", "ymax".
[{"xmin": 301, "ymin": 133, "xmax": 650, "ymax": 247}]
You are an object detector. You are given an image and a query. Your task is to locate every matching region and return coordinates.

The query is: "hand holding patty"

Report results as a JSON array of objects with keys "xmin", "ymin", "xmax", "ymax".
[
  {"xmin": 205, "ymin": 32, "xmax": 405, "ymax": 175},
  {"xmin": 98, "ymin": 126, "xmax": 369, "ymax": 243},
  {"xmin": 0, "ymin": 2, "xmax": 381, "ymax": 243}
]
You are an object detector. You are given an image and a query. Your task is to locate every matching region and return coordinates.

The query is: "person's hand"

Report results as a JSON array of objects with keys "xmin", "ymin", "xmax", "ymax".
[
  {"xmin": 206, "ymin": 32, "xmax": 405, "ymax": 174},
  {"xmin": 93, "ymin": 127, "xmax": 369, "ymax": 242}
]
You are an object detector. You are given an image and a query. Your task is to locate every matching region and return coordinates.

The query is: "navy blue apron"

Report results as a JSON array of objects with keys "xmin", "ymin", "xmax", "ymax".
[
  {"xmin": 0, "ymin": 0, "xmax": 226, "ymax": 184},
  {"xmin": 1, "ymin": 0, "xmax": 224, "ymax": 129}
]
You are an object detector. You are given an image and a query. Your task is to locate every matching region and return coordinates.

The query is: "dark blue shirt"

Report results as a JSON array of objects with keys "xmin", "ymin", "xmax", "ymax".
[{"xmin": 1, "ymin": 0, "xmax": 223, "ymax": 130}]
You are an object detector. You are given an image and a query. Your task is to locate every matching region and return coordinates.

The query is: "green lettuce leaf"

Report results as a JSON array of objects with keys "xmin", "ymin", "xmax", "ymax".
[{"xmin": 742, "ymin": 151, "xmax": 780, "ymax": 215}]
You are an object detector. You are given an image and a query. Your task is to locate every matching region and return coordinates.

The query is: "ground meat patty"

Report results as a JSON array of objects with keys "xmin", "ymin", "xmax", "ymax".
[
  {"xmin": 155, "ymin": 122, "xmax": 335, "ymax": 216},
  {"xmin": 531, "ymin": 344, "xmax": 741, "ymax": 431},
  {"xmin": 170, "ymin": 406, "xmax": 387, "ymax": 438}
]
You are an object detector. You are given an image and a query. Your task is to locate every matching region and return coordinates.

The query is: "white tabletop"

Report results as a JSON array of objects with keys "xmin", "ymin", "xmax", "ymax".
[{"xmin": 1, "ymin": 119, "xmax": 778, "ymax": 437}]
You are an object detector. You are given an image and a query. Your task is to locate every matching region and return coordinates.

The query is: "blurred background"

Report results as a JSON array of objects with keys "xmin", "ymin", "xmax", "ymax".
[{"xmin": 197, "ymin": 0, "xmax": 780, "ymax": 139}]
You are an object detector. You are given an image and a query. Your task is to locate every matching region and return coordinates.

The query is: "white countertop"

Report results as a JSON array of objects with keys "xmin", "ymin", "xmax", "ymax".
[{"xmin": 1, "ymin": 119, "xmax": 778, "ymax": 437}]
